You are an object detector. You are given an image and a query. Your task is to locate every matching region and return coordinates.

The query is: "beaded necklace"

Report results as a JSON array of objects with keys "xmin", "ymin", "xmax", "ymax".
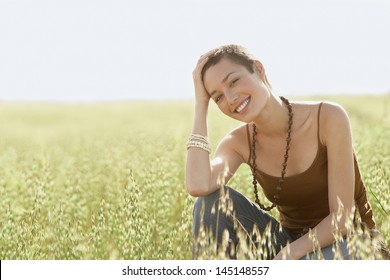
[{"xmin": 251, "ymin": 96, "xmax": 293, "ymax": 211}]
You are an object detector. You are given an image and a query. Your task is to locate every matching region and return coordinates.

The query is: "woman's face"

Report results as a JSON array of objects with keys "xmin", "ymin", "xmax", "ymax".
[{"xmin": 203, "ymin": 58, "xmax": 270, "ymax": 122}]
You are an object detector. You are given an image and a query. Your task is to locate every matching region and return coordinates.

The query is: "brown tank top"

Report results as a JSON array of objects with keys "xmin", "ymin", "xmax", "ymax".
[{"xmin": 246, "ymin": 103, "xmax": 376, "ymax": 235}]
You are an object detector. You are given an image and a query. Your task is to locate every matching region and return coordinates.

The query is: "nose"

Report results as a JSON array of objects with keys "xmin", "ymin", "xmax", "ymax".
[{"xmin": 225, "ymin": 89, "xmax": 238, "ymax": 106}]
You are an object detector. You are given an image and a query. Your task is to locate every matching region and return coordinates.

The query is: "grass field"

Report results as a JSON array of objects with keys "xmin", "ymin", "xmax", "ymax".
[{"xmin": 0, "ymin": 95, "xmax": 389, "ymax": 259}]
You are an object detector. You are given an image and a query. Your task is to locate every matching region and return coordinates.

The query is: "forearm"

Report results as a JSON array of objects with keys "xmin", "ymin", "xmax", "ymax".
[
  {"xmin": 185, "ymin": 103, "xmax": 213, "ymax": 196},
  {"xmin": 283, "ymin": 213, "xmax": 349, "ymax": 260},
  {"xmin": 187, "ymin": 48, "xmax": 221, "ymax": 197},
  {"xmin": 191, "ymin": 102, "xmax": 209, "ymax": 136}
]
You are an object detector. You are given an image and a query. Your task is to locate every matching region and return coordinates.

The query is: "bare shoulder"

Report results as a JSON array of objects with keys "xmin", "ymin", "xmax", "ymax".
[
  {"xmin": 228, "ymin": 123, "xmax": 249, "ymax": 138},
  {"xmin": 216, "ymin": 123, "xmax": 249, "ymax": 160},
  {"xmin": 291, "ymin": 100, "xmax": 351, "ymax": 145},
  {"xmin": 218, "ymin": 123, "xmax": 248, "ymax": 146},
  {"xmin": 318, "ymin": 101, "xmax": 352, "ymax": 145},
  {"xmin": 293, "ymin": 100, "xmax": 346, "ymax": 115},
  {"xmin": 319, "ymin": 101, "xmax": 350, "ymax": 125}
]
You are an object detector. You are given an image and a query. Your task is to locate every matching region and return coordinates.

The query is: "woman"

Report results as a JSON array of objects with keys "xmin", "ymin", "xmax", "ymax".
[{"xmin": 186, "ymin": 44, "xmax": 386, "ymax": 260}]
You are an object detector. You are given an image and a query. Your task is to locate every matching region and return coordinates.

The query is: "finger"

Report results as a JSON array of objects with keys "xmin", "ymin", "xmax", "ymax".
[
  {"xmin": 199, "ymin": 48, "xmax": 219, "ymax": 61},
  {"xmin": 200, "ymin": 49, "xmax": 218, "ymax": 59},
  {"xmin": 196, "ymin": 50, "xmax": 218, "ymax": 72},
  {"xmin": 193, "ymin": 48, "xmax": 220, "ymax": 79}
]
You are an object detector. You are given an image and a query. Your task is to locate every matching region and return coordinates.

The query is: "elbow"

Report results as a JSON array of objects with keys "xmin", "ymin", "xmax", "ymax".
[
  {"xmin": 186, "ymin": 184, "xmax": 211, "ymax": 197},
  {"xmin": 186, "ymin": 186, "xmax": 204, "ymax": 197}
]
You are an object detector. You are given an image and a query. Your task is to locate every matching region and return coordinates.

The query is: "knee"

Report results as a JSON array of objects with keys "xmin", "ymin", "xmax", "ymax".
[
  {"xmin": 193, "ymin": 186, "xmax": 233, "ymax": 215},
  {"xmin": 193, "ymin": 187, "xmax": 231, "ymax": 232},
  {"xmin": 193, "ymin": 189, "xmax": 220, "ymax": 220},
  {"xmin": 192, "ymin": 193, "xmax": 216, "ymax": 238},
  {"xmin": 193, "ymin": 196, "xmax": 206, "ymax": 214}
]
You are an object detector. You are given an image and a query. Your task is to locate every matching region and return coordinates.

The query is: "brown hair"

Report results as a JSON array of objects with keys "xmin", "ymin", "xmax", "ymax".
[{"xmin": 201, "ymin": 44, "xmax": 272, "ymax": 89}]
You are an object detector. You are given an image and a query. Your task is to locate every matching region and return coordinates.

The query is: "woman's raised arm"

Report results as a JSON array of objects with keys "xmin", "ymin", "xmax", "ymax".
[{"xmin": 185, "ymin": 49, "xmax": 244, "ymax": 197}]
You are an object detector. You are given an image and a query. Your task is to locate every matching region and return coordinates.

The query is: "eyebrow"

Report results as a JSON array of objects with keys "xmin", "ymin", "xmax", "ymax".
[{"xmin": 209, "ymin": 72, "xmax": 236, "ymax": 97}]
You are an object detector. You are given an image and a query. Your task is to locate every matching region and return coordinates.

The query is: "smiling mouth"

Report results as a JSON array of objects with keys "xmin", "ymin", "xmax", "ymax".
[{"xmin": 234, "ymin": 97, "xmax": 250, "ymax": 113}]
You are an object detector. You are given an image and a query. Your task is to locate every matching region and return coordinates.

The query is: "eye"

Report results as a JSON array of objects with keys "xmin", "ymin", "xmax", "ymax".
[
  {"xmin": 230, "ymin": 78, "xmax": 239, "ymax": 87},
  {"xmin": 215, "ymin": 94, "xmax": 223, "ymax": 103}
]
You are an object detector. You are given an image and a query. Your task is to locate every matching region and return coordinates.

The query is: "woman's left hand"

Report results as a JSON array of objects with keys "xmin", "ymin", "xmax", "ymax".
[{"xmin": 273, "ymin": 246, "xmax": 296, "ymax": 260}]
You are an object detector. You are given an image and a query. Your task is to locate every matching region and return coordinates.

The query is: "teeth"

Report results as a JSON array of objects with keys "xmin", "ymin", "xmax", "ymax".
[{"xmin": 236, "ymin": 98, "xmax": 250, "ymax": 113}]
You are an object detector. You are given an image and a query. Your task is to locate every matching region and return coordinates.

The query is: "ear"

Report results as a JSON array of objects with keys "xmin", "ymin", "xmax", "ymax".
[{"xmin": 253, "ymin": 60, "xmax": 266, "ymax": 80}]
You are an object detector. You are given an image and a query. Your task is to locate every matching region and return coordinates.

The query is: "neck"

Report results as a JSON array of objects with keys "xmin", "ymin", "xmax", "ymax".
[{"xmin": 253, "ymin": 95, "xmax": 292, "ymax": 137}]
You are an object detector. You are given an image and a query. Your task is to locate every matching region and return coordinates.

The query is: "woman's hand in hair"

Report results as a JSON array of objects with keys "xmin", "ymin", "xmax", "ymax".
[{"xmin": 192, "ymin": 48, "xmax": 218, "ymax": 106}]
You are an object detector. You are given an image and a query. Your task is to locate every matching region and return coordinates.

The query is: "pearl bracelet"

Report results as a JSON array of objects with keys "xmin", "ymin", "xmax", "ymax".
[
  {"xmin": 190, "ymin": 134, "xmax": 208, "ymax": 142},
  {"xmin": 186, "ymin": 134, "xmax": 211, "ymax": 153}
]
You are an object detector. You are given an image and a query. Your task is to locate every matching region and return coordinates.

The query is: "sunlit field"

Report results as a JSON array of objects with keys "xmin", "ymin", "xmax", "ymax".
[{"xmin": 0, "ymin": 95, "xmax": 389, "ymax": 259}]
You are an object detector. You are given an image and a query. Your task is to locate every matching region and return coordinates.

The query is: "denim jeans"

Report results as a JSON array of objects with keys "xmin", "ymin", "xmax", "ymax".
[{"xmin": 193, "ymin": 186, "xmax": 350, "ymax": 260}]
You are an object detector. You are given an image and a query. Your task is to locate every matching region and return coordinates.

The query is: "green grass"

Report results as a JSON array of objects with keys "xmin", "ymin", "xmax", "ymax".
[{"xmin": 0, "ymin": 94, "xmax": 389, "ymax": 259}]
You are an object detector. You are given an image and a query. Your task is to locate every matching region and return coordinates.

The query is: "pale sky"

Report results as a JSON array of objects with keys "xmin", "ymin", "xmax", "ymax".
[{"xmin": 1, "ymin": 0, "xmax": 389, "ymax": 102}]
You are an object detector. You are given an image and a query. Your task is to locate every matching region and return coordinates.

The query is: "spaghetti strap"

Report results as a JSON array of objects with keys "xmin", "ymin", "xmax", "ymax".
[
  {"xmin": 317, "ymin": 102, "xmax": 324, "ymax": 143},
  {"xmin": 246, "ymin": 123, "xmax": 252, "ymax": 164}
]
